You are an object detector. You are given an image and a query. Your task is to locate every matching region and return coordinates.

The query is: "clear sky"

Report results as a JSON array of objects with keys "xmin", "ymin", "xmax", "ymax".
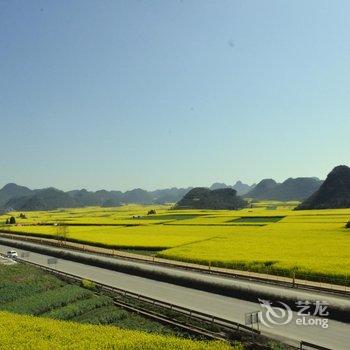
[{"xmin": 1, "ymin": 0, "xmax": 349, "ymax": 191}]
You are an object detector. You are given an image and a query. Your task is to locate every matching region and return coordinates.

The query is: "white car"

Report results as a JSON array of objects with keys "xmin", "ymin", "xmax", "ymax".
[{"xmin": 6, "ymin": 250, "xmax": 18, "ymax": 259}]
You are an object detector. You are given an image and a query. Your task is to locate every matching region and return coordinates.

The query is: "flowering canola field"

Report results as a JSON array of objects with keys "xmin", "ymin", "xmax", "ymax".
[
  {"xmin": 1, "ymin": 204, "xmax": 350, "ymax": 285},
  {"xmin": 0, "ymin": 311, "xmax": 235, "ymax": 350}
]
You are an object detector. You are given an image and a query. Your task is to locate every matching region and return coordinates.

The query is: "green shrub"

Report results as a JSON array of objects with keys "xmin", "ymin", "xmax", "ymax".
[{"xmin": 81, "ymin": 279, "xmax": 96, "ymax": 290}]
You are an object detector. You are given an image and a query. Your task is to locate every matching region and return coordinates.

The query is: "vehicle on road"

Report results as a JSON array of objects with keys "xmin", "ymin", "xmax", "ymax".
[{"xmin": 6, "ymin": 250, "xmax": 18, "ymax": 259}]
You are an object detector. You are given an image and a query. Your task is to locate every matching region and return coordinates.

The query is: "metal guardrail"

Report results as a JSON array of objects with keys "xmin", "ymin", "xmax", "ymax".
[
  {"xmin": 300, "ymin": 340, "xmax": 332, "ymax": 350},
  {"xmin": 110, "ymin": 298, "xmax": 227, "ymax": 340},
  {"xmin": 15, "ymin": 257, "xmax": 260, "ymax": 336}
]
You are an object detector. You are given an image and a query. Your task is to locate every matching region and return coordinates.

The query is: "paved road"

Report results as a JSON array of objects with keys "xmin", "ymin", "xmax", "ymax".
[{"xmin": 0, "ymin": 243, "xmax": 349, "ymax": 349}]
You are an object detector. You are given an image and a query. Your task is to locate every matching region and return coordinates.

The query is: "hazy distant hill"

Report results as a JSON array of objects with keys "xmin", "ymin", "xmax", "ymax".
[
  {"xmin": 0, "ymin": 183, "xmax": 32, "ymax": 206},
  {"xmin": 210, "ymin": 183, "xmax": 230, "ymax": 190},
  {"xmin": 6, "ymin": 188, "xmax": 80, "ymax": 211},
  {"xmin": 274, "ymin": 178, "xmax": 322, "ymax": 201},
  {"xmin": 296, "ymin": 165, "xmax": 350, "ymax": 209},
  {"xmin": 150, "ymin": 187, "xmax": 192, "ymax": 204},
  {"xmin": 175, "ymin": 187, "xmax": 247, "ymax": 210},
  {"xmin": 210, "ymin": 181, "xmax": 254, "ymax": 195},
  {"xmin": 246, "ymin": 177, "xmax": 322, "ymax": 201},
  {"xmin": 247, "ymin": 179, "xmax": 278, "ymax": 199},
  {"xmin": 67, "ymin": 189, "xmax": 123, "ymax": 207},
  {"xmin": 232, "ymin": 181, "xmax": 254, "ymax": 196},
  {"xmin": 121, "ymin": 188, "xmax": 153, "ymax": 204},
  {"xmin": 96, "ymin": 190, "xmax": 124, "ymax": 206},
  {"xmin": 67, "ymin": 189, "xmax": 103, "ymax": 206}
]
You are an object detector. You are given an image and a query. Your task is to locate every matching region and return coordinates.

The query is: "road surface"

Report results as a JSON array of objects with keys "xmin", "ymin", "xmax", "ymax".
[{"xmin": 0, "ymin": 243, "xmax": 349, "ymax": 349}]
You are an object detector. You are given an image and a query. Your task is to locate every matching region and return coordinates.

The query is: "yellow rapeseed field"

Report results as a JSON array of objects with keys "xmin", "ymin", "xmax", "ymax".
[
  {"xmin": 0, "ymin": 311, "xmax": 236, "ymax": 350},
  {"xmin": 1, "ymin": 204, "xmax": 350, "ymax": 284},
  {"xmin": 159, "ymin": 222, "xmax": 350, "ymax": 284},
  {"xmin": 7, "ymin": 224, "xmax": 224, "ymax": 249}
]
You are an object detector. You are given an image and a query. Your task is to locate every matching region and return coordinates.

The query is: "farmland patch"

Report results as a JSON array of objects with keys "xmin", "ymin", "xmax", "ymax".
[{"xmin": 230, "ymin": 216, "xmax": 285, "ymax": 223}]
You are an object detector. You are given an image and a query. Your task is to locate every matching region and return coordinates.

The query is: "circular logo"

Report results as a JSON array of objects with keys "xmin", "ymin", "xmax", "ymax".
[{"xmin": 258, "ymin": 299, "xmax": 293, "ymax": 328}]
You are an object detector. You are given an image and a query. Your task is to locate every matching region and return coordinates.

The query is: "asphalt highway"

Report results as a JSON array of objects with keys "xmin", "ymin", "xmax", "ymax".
[{"xmin": 0, "ymin": 242, "xmax": 349, "ymax": 349}]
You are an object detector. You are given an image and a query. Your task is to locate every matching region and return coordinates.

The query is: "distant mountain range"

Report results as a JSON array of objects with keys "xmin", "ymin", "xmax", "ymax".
[
  {"xmin": 0, "ymin": 181, "xmax": 254, "ymax": 211},
  {"xmin": 296, "ymin": 166, "xmax": 350, "ymax": 210},
  {"xmin": 6, "ymin": 188, "xmax": 79, "ymax": 211},
  {"xmin": 246, "ymin": 177, "xmax": 323, "ymax": 201},
  {"xmin": 0, "ymin": 175, "xmax": 328, "ymax": 212},
  {"xmin": 0, "ymin": 185, "xmax": 194, "ymax": 211}
]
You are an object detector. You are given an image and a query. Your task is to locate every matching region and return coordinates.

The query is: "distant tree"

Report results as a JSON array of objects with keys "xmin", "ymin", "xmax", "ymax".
[
  {"xmin": 56, "ymin": 224, "xmax": 69, "ymax": 244},
  {"xmin": 147, "ymin": 209, "xmax": 157, "ymax": 215},
  {"xmin": 5, "ymin": 218, "xmax": 9, "ymax": 225},
  {"xmin": 19, "ymin": 213, "xmax": 27, "ymax": 219},
  {"xmin": 346, "ymin": 221, "xmax": 350, "ymax": 229},
  {"xmin": 9, "ymin": 216, "xmax": 16, "ymax": 224}
]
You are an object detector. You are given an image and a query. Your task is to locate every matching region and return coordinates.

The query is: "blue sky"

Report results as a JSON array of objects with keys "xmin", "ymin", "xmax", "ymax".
[{"xmin": 1, "ymin": 0, "xmax": 349, "ymax": 191}]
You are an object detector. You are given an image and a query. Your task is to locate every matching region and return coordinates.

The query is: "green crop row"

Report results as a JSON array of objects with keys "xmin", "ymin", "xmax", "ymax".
[
  {"xmin": 2, "ymin": 284, "xmax": 92, "ymax": 315},
  {"xmin": 72, "ymin": 304, "xmax": 129, "ymax": 324},
  {"xmin": 0, "ymin": 265, "xmax": 64, "ymax": 304},
  {"xmin": 0, "ymin": 263, "xmax": 183, "ymax": 336},
  {"xmin": 71, "ymin": 305, "xmax": 176, "ymax": 335},
  {"xmin": 42, "ymin": 295, "xmax": 113, "ymax": 320}
]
